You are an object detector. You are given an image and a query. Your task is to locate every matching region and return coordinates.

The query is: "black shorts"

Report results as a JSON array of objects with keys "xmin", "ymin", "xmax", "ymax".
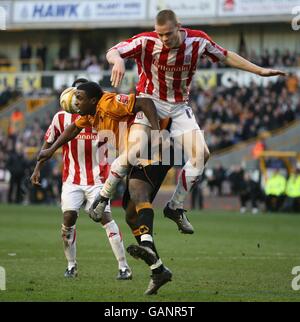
[{"xmin": 122, "ymin": 163, "xmax": 172, "ymax": 210}]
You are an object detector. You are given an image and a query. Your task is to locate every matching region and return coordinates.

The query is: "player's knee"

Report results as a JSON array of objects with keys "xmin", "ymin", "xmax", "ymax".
[
  {"xmin": 125, "ymin": 202, "xmax": 138, "ymax": 227},
  {"xmin": 100, "ymin": 211, "xmax": 112, "ymax": 225},
  {"xmin": 128, "ymin": 179, "xmax": 151, "ymax": 205},
  {"xmin": 63, "ymin": 211, "xmax": 78, "ymax": 227},
  {"xmin": 111, "ymin": 156, "xmax": 129, "ymax": 178},
  {"xmin": 190, "ymin": 146, "xmax": 210, "ymax": 169}
]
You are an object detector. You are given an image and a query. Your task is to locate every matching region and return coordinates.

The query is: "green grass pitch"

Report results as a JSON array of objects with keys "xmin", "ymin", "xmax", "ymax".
[{"xmin": 0, "ymin": 204, "xmax": 300, "ymax": 302}]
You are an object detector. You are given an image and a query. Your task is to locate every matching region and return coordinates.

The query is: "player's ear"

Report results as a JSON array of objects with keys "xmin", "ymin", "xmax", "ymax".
[
  {"xmin": 90, "ymin": 97, "xmax": 98, "ymax": 105},
  {"xmin": 176, "ymin": 23, "xmax": 181, "ymax": 30}
]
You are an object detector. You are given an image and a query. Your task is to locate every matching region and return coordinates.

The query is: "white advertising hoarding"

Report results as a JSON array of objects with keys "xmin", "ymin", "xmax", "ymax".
[
  {"xmin": 0, "ymin": 1, "xmax": 11, "ymax": 29},
  {"xmin": 149, "ymin": 0, "xmax": 217, "ymax": 19},
  {"xmin": 218, "ymin": 0, "xmax": 300, "ymax": 16},
  {"xmin": 13, "ymin": 0, "xmax": 146, "ymax": 23}
]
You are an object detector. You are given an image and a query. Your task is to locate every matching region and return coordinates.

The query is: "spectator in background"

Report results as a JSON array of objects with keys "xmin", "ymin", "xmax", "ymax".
[
  {"xmin": 36, "ymin": 43, "xmax": 47, "ymax": 70},
  {"xmin": 264, "ymin": 168, "xmax": 286, "ymax": 212},
  {"xmin": 239, "ymin": 172, "xmax": 261, "ymax": 214},
  {"xmin": 86, "ymin": 56, "xmax": 102, "ymax": 74},
  {"xmin": 0, "ymin": 86, "xmax": 13, "ymax": 107},
  {"xmin": 228, "ymin": 165, "xmax": 244, "ymax": 195},
  {"xmin": 6, "ymin": 142, "xmax": 28, "ymax": 203},
  {"xmin": 207, "ymin": 162, "xmax": 226, "ymax": 196},
  {"xmin": 19, "ymin": 41, "xmax": 32, "ymax": 71},
  {"xmin": 8, "ymin": 108, "xmax": 24, "ymax": 136},
  {"xmin": 283, "ymin": 168, "xmax": 300, "ymax": 213},
  {"xmin": 252, "ymin": 139, "xmax": 266, "ymax": 160}
]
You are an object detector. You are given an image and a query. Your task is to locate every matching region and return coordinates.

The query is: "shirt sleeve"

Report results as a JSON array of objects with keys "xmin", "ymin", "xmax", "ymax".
[
  {"xmin": 74, "ymin": 115, "xmax": 93, "ymax": 129},
  {"xmin": 44, "ymin": 113, "xmax": 61, "ymax": 144},
  {"xmin": 102, "ymin": 93, "xmax": 136, "ymax": 119},
  {"xmin": 202, "ymin": 32, "xmax": 228, "ymax": 63},
  {"xmin": 108, "ymin": 35, "xmax": 143, "ymax": 59}
]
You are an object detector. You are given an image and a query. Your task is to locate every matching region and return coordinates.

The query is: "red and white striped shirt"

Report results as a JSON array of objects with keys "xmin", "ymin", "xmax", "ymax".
[
  {"xmin": 110, "ymin": 28, "xmax": 227, "ymax": 103},
  {"xmin": 44, "ymin": 111, "xmax": 109, "ymax": 186}
]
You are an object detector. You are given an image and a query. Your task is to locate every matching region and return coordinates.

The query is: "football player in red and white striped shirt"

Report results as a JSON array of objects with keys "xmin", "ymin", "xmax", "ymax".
[
  {"xmin": 101, "ymin": 9, "xmax": 286, "ymax": 231},
  {"xmin": 30, "ymin": 79, "xmax": 132, "ymax": 280}
]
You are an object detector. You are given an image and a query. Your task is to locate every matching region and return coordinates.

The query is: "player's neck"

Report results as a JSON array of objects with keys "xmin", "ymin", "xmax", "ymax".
[{"xmin": 172, "ymin": 30, "xmax": 185, "ymax": 49}]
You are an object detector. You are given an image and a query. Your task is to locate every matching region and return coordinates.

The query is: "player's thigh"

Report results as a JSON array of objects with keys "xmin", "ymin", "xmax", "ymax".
[
  {"xmin": 170, "ymin": 105, "xmax": 200, "ymax": 135},
  {"xmin": 127, "ymin": 124, "xmax": 152, "ymax": 165},
  {"xmin": 171, "ymin": 110, "xmax": 209, "ymax": 167},
  {"xmin": 128, "ymin": 178, "xmax": 152, "ymax": 204},
  {"xmin": 61, "ymin": 183, "xmax": 85, "ymax": 213},
  {"xmin": 133, "ymin": 97, "xmax": 169, "ymax": 127},
  {"xmin": 84, "ymin": 185, "xmax": 111, "ymax": 214}
]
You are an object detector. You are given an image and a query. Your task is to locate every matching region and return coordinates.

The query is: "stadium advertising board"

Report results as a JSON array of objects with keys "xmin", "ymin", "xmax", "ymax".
[
  {"xmin": 13, "ymin": 0, "xmax": 146, "ymax": 23},
  {"xmin": 0, "ymin": 74, "xmax": 41, "ymax": 93},
  {"xmin": 149, "ymin": 0, "xmax": 216, "ymax": 18},
  {"xmin": 218, "ymin": 70, "xmax": 280, "ymax": 88},
  {"xmin": 194, "ymin": 71, "xmax": 218, "ymax": 90},
  {"xmin": 0, "ymin": 1, "xmax": 11, "ymax": 29},
  {"xmin": 218, "ymin": 0, "xmax": 300, "ymax": 16}
]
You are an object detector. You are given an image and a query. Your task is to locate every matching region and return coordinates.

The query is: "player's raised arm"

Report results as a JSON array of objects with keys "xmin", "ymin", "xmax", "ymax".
[
  {"xmin": 106, "ymin": 49, "xmax": 126, "ymax": 88},
  {"xmin": 134, "ymin": 97, "xmax": 160, "ymax": 131},
  {"xmin": 38, "ymin": 123, "xmax": 81, "ymax": 162},
  {"xmin": 224, "ymin": 51, "xmax": 286, "ymax": 77}
]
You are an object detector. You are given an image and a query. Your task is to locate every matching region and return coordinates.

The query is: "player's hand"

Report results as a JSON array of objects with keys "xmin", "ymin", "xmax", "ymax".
[
  {"xmin": 259, "ymin": 68, "xmax": 287, "ymax": 77},
  {"xmin": 37, "ymin": 148, "xmax": 54, "ymax": 162},
  {"xmin": 110, "ymin": 58, "xmax": 125, "ymax": 87},
  {"xmin": 30, "ymin": 170, "xmax": 41, "ymax": 186}
]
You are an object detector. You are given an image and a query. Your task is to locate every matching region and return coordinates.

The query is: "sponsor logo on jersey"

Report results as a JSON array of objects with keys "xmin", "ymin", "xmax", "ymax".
[
  {"xmin": 153, "ymin": 59, "xmax": 190, "ymax": 72},
  {"xmin": 76, "ymin": 133, "xmax": 98, "ymax": 140}
]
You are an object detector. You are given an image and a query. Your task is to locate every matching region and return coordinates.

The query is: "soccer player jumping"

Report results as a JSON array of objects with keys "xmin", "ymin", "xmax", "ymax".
[{"xmin": 94, "ymin": 9, "xmax": 286, "ymax": 232}]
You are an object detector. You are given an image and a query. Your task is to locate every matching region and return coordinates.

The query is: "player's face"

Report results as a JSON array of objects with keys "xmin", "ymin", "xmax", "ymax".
[
  {"xmin": 75, "ymin": 90, "xmax": 96, "ymax": 115},
  {"xmin": 155, "ymin": 21, "xmax": 181, "ymax": 48}
]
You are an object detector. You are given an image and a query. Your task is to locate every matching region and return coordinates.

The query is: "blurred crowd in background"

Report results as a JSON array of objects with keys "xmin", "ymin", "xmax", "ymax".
[{"xmin": 190, "ymin": 74, "xmax": 300, "ymax": 152}]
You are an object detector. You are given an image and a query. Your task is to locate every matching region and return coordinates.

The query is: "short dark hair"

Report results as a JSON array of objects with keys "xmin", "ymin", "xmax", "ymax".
[
  {"xmin": 77, "ymin": 82, "xmax": 103, "ymax": 100},
  {"xmin": 72, "ymin": 78, "xmax": 88, "ymax": 87},
  {"xmin": 156, "ymin": 9, "xmax": 178, "ymax": 25}
]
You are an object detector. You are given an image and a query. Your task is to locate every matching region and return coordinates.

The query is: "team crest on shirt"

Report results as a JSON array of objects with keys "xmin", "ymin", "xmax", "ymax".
[{"xmin": 116, "ymin": 94, "xmax": 129, "ymax": 105}]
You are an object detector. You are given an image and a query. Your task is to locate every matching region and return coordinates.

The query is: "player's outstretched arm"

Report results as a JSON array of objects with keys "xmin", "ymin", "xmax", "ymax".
[
  {"xmin": 106, "ymin": 49, "xmax": 126, "ymax": 88},
  {"xmin": 30, "ymin": 141, "xmax": 52, "ymax": 186},
  {"xmin": 224, "ymin": 51, "xmax": 286, "ymax": 77},
  {"xmin": 134, "ymin": 97, "xmax": 160, "ymax": 131},
  {"xmin": 37, "ymin": 123, "xmax": 81, "ymax": 162}
]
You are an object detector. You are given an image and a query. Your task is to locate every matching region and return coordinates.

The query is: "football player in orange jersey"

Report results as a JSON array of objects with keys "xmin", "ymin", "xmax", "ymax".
[
  {"xmin": 38, "ymin": 81, "xmax": 160, "ymax": 162},
  {"xmin": 37, "ymin": 82, "xmax": 160, "ymax": 222}
]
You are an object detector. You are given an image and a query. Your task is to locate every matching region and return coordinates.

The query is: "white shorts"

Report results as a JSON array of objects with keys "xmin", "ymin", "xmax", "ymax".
[
  {"xmin": 61, "ymin": 183, "xmax": 111, "ymax": 214},
  {"xmin": 134, "ymin": 93, "xmax": 200, "ymax": 135}
]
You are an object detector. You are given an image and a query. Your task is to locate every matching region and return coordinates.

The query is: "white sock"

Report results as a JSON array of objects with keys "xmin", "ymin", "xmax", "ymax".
[
  {"xmin": 103, "ymin": 220, "xmax": 128, "ymax": 270},
  {"xmin": 101, "ymin": 158, "xmax": 128, "ymax": 199},
  {"xmin": 170, "ymin": 160, "xmax": 204, "ymax": 210},
  {"xmin": 61, "ymin": 224, "xmax": 77, "ymax": 270}
]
